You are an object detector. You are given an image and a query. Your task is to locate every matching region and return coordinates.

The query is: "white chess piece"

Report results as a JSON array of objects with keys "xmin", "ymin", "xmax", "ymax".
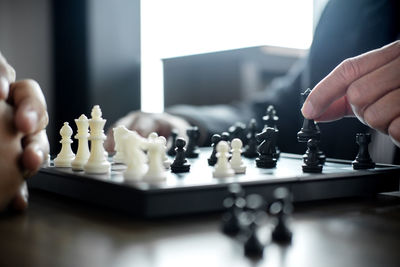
[
  {"xmin": 54, "ymin": 122, "xmax": 75, "ymax": 167},
  {"xmin": 158, "ymin": 136, "xmax": 171, "ymax": 169},
  {"xmin": 84, "ymin": 105, "xmax": 111, "ymax": 174},
  {"xmin": 113, "ymin": 125, "xmax": 130, "ymax": 164},
  {"xmin": 213, "ymin": 141, "xmax": 235, "ymax": 178},
  {"xmin": 122, "ymin": 130, "xmax": 148, "ymax": 181},
  {"xmin": 230, "ymin": 138, "xmax": 246, "ymax": 174},
  {"xmin": 143, "ymin": 136, "xmax": 166, "ymax": 182},
  {"xmin": 71, "ymin": 115, "xmax": 90, "ymax": 171}
]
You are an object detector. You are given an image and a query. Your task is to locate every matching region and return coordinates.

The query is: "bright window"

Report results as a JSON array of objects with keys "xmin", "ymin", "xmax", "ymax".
[{"xmin": 141, "ymin": 0, "xmax": 314, "ymax": 113}]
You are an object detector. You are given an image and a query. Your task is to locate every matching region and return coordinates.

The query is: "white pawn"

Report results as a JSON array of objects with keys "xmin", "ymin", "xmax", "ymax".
[
  {"xmin": 143, "ymin": 136, "xmax": 166, "ymax": 182},
  {"xmin": 54, "ymin": 122, "xmax": 75, "ymax": 167},
  {"xmin": 84, "ymin": 105, "xmax": 111, "ymax": 174},
  {"xmin": 158, "ymin": 136, "xmax": 171, "ymax": 169},
  {"xmin": 213, "ymin": 141, "xmax": 235, "ymax": 178},
  {"xmin": 113, "ymin": 125, "xmax": 130, "ymax": 164},
  {"xmin": 71, "ymin": 115, "xmax": 90, "ymax": 171},
  {"xmin": 122, "ymin": 130, "xmax": 148, "ymax": 181},
  {"xmin": 230, "ymin": 138, "xmax": 246, "ymax": 174}
]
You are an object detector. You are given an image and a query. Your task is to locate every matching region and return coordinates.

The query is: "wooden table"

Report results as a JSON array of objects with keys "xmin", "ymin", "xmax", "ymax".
[{"xmin": 1, "ymin": 190, "xmax": 400, "ymax": 267}]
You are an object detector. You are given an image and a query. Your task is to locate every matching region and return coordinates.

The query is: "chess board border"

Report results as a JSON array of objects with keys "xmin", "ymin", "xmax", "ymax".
[{"xmin": 28, "ymin": 153, "xmax": 400, "ymax": 218}]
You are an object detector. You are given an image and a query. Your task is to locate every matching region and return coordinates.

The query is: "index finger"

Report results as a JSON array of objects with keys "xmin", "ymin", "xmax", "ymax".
[
  {"xmin": 9, "ymin": 79, "xmax": 48, "ymax": 134},
  {"xmin": 302, "ymin": 41, "xmax": 400, "ymax": 119}
]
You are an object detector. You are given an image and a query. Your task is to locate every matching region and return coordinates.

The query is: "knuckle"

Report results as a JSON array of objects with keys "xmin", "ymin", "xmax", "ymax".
[
  {"xmin": 364, "ymin": 107, "xmax": 383, "ymax": 130},
  {"xmin": 346, "ymin": 81, "xmax": 364, "ymax": 106},
  {"xmin": 388, "ymin": 119, "xmax": 400, "ymax": 144},
  {"xmin": 338, "ymin": 58, "xmax": 360, "ymax": 82}
]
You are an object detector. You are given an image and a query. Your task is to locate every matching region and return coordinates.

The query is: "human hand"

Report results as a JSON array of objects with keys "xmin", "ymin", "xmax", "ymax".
[
  {"xmin": 0, "ymin": 52, "xmax": 49, "ymax": 211},
  {"xmin": 104, "ymin": 111, "xmax": 190, "ymax": 152},
  {"xmin": 301, "ymin": 41, "xmax": 400, "ymax": 146},
  {"xmin": 0, "ymin": 100, "xmax": 24, "ymax": 210}
]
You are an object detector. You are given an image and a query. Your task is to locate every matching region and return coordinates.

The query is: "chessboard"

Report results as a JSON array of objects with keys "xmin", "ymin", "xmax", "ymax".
[{"xmin": 28, "ymin": 147, "xmax": 400, "ymax": 218}]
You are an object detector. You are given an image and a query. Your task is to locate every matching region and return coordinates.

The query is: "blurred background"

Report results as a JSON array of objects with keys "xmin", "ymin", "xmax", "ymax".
[{"xmin": 0, "ymin": 0, "xmax": 327, "ymax": 154}]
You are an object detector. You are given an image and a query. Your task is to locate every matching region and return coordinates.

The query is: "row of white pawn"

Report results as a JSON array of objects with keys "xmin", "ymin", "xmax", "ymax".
[{"xmin": 213, "ymin": 139, "xmax": 247, "ymax": 178}]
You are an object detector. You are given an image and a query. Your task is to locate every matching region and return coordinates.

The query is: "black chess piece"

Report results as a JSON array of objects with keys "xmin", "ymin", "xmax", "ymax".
[
  {"xmin": 185, "ymin": 126, "xmax": 200, "ymax": 158},
  {"xmin": 221, "ymin": 184, "xmax": 246, "ymax": 236},
  {"xmin": 263, "ymin": 105, "xmax": 281, "ymax": 159},
  {"xmin": 302, "ymin": 142, "xmax": 326, "ymax": 165},
  {"xmin": 302, "ymin": 139, "xmax": 323, "ymax": 173},
  {"xmin": 352, "ymin": 133, "xmax": 375, "ymax": 169},
  {"xmin": 221, "ymin": 131, "xmax": 230, "ymax": 142},
  {"xmin": 270, "ymin": 187, "xmax": 293, "ymax": 244},
  {"xmin": 243, "ymin": 213, "xmax": 264, "ymax": 257},
  {"xmin": 243, "ymin": 119, "xmax": 259, "ymax": 158},
  {"xmin": 255, "ymin": 127, "xmax": 278, "ymax": 168},
  {"xmin": 167, "ymin": 129, "xmax": 179, "ymax": 156},
  {"xmin": 263, "ymin": 105, "xmax": 278, "ymax": 130},
  {"xmin": 208, "ymin": 134, "xmax": 221, "ymax": 166},
  {"xmin": 297, "ymin": 89, "xmax": 321, "ymax": 142},
  {"xmin": 228, "ymin": 122, "xmax": 247, "ymax": 144},
  {"xmin": 170, "ymin": 138, "xmax": 191, "ymax": 173}
]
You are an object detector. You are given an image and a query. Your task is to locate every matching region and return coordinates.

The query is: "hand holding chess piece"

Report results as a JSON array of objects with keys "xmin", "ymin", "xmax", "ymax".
[{"xmin": 301, "ymin": 41, "xmax": 400, "ymax": 147}]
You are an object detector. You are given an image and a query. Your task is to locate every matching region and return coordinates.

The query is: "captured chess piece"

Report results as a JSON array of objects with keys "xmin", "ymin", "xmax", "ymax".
[
  {"xmin": 54, "ymin": 122, "xmax": 75, "ymax": 167},
  {"xmin": 243, "ymin": 118, "xmax": 258, "ymax": 158},
  {"xmin": 352, "ymin": 133, "xmax": 375, "ymax": 170},
  {"xmin": 213, "ymin": 141, "xmax": 235, "ymax": 178},
  {"xmin": 255, "ymin": 127, "xmax": 278, "ymax": 168},
  {"xmin": 208, "ymin": 134, "xmax": 221, "ymax": 166},
  {"xmin": 186, "ymin": 126, "xmax": 200, "ymax": 158},
  {"xmin": 84, "ymin": 105, "xmax": 111, "ymax": 174},
  {"xmin": 221, "ymin": 184, "xmax": 246, "ymax": 236},
  {"xmin": 270, "ymin": 187, "xmax": 293, "ymax": 244},
  {"xmin": 297, "ymin": 89, "xmax": 321, "ymax": 142},
  {"xmin": 71, "ymin": 115, "xmax": 90, "ymax": 171},
  {"xmin": 243, "ymin": 194, "xmax": 265, "ymax": 257},
  {"xmin": 167, "ymin": 129, "xmax": 179, "ymax": 156},
  {"xmin": 230, "ymin": 138, "xmax": 246, "ymax": 174},
  {"xmin": 171, "ymin": 137, "xmax": 191, "ymax": 173},
  {"xmin": 302, "ymin": 139, "xmax": 323, "ymax": 173}
]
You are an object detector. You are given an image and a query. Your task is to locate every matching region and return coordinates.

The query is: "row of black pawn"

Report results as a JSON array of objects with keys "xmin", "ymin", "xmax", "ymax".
[{"xmin": 221, "ymin": 184, "xmax": 293, "ymax": 258}]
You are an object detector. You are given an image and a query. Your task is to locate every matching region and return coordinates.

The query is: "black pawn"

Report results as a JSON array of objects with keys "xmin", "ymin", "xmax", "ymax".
[
  {"xmin": 270, "ymin": 187, "xmax": 293, "ymax": 244},
  {"xmin": 186, "ymin": 126, "xmax": 200, "ymax": 158},
  {"xmin": 243, "ymin": 119, "xmax": 259, "ymax": 158},
  {"xmin": 208, "ymin": 134, "xmax": 221, "ymax": 166},
  {"xmin": 255, "ymin": 127, "xmax": 278, "ymax": 168},
  {"xmin": 221, "ymin": 184, "xmax": 246, "ymax": 236},
  {"xmin": 297, "ymin": 89, "xmax": 321, "ymax": 142},
  {"xmin": 244, "ymin": 215, "xmax": 264, "ymax": 257},
  {"xmin": 167, "ymin": 129, "xmax": 178, "ymax": 156},
  {"xmin": 221, "ymin": 131, "xmax": 230, "ymax": 142},
  {"xmin": 171, "ymin": 138, "xmax": 191, "ymax": 173},
  {"xmin": 302, "ymin": 139, "xmax": 323, "ymax": 173},
  {"xmin": 352, "ymin": 133, "xmax": 375, "ymax": 169}
]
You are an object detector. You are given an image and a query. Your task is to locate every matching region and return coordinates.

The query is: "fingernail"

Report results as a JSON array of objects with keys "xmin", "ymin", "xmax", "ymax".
[
  {"xmin": 25, "ymin": 110, "xmax": 38, "ymax": 132},
  {"xmin": 301, "ymin": 100, "xmax": 315, "ymax": 118},
  {"xmin": 0, "ymin": 76, "xmax": 9, "ymax": 99}
]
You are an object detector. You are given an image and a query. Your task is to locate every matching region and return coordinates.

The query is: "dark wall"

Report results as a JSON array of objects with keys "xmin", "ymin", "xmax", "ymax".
[{"xmin": 52, "ymin": 0, "xmax": 141, "ymax": 154}]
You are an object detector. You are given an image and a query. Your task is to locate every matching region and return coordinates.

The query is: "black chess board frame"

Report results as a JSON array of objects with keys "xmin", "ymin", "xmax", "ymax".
[{"xmin": 28, "ymin": 149, "xmax": 400, "ymax": 218}]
